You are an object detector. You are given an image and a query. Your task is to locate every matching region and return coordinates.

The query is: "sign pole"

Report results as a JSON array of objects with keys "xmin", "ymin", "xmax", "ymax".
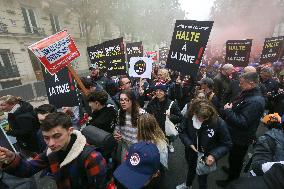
[{"xmin": 66, "ymin": 64, "xmax": 88, "ymax": 96}]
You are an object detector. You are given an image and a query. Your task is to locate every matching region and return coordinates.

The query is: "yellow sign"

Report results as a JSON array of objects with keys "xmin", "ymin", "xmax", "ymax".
[{"xmin": 0, "ymin": 119, "xmax": 10, "ymax": 132}]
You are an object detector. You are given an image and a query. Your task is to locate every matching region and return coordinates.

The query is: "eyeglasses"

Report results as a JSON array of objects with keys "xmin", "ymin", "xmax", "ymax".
[{"xmin": 120, "ymin": 98, "xmax": 130, "ymax": 102}]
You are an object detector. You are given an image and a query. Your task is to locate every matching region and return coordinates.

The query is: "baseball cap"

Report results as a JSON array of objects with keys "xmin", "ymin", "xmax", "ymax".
[
  {"xmin": 198, "ymin": 78, "xmax": 214, "ymax": 88},
  {"xmin": 113, "ymin": 141, "xmax": 160, "ymax": 189}
]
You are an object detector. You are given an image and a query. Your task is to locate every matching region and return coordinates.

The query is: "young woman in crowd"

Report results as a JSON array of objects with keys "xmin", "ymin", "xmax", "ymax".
[
  {"xmin": 146, "ymin": 83, "xmax": 182, "ymax": 153},
  {"xmin": 0, "ymin": 95, "xmax": 40, "ymax": 157},
  {"xmin": 113, "ymin": 89, "xmax": 145, "ymax": 163},
  {"xmin": 137, "ymin": 113, "xmax": 168, "ymax": 188},
  {"xmin": 177, "ymin": 99, "xmax": 232, "ymax": 189},
  {"xmin": 137, "ymin": 113, "xmax": 168, "ymax": 169}
]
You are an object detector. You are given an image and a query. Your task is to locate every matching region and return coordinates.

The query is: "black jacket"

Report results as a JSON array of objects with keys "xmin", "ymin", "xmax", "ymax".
[
  {"xmin": 263, "ymin": 163, "xmax": 284, "ymax": 189},
  {"xmin": 146, "ymin": 97, "xmax": 182, "ymax": 132},
  {"xmin": 272, "ymin": 83, "xmax": 284, "ymax": 115},
  {"xmin": 179, "ymin": 116, "xmax": 232, "ymax": 160},
  {"xmin": 89, "ymin": 106, "xmax": 117, "ymax": 133},
  {"xmin": 6, "ymin": 101, "xmax": 40, "ymax": 152},
  {"xmin": 213, "ymin": 73, "xmax": 232, "ymax": 105},
  {"xmin": 221, "ymin": 87, "xmax": 265, "ymax": 146},
  {"xmin": 261, "ymin": 78, "xmax": 279, "ymax": 95},
  {"xmin": 251, "ymin": 128, "xmax": 284, "ymax": 176},
  {"xmin": 228, "ymin": 163, "xmax": 284, "ymax": 189}
]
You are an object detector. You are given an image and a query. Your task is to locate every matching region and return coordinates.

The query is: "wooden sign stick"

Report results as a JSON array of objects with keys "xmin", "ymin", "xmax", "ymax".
[{"xmin": 67, "ymin": 64, "xmax": 88, "ymax": 96}]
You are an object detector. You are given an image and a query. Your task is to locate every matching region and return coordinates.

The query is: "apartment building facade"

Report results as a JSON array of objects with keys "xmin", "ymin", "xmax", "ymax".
[{"xmin": 0, "ymin": 0, "xmax": 94, "ymax": 89}]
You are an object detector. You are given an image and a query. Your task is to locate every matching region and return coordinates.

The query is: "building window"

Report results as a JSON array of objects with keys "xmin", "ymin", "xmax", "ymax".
[
  {"xmin": 79, "ymin": 21, "xmax": 87, "ymax": 37},
  {"xmin": 50, "ymin": 14, "xmax": 60, "ymax": 34},
  {"xmin": 0, "ymin": 50, "xmax": 20, "ymax": 80},
  {"xmin": 21, "ymin": 7, "xmax": 38, "ymax": 33}
]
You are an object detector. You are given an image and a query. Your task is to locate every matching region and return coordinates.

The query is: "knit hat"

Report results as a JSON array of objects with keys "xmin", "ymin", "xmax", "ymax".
[{"xmin": 262, "ymin": 113, "xmax": 282, "ymax": 129}]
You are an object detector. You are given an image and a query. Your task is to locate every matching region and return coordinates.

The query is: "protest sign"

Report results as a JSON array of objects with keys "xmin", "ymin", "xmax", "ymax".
[
  {"xmin": 225, "ymin": 39, "xmax": 252, "ymax": 67},
  {"xmin": 0, "ymin": 119, "xmax": 9, "ymax": 131},
  {"xmin": 28, "ymin": 30, "xmax": 80, "ymax": 75},
  {"xmin": 159, "ymin": 47, "xmax": 169, "ymax": 62},
  {"xmin": 0, "ymin": 124, "xmax": 17, "ymax": 153},
  {"xmin": 145, "ymin": 51, "xmax": 158, "ymax": 61},
  {"xmin": 260, "ymin": 36, "xmax": 284, "ymax": 64},
  {"xmin": 126, "ymin": 42, "xmax": 143, "ymax": 63},
  {"xmin": 278, "ymin": 40, "xmax": 284, "ymax": 61},
  {"xmin": 0, "ymin": 119, "xmax": 17, "ymax": 145},
  {"xmin": 129, "ymin": 57, "xmax": 153, "ymax": 79},
  {"xmin": 167, "ymin": 20, "xmax": 213, "ymax": 77},
  {"xmin": 87, "ymin": 37, "xmax": 126, "ymax": 76},
  {"xmin": 42, "ymin": 66, "xmax": 79, "ymax": 109},
  {"xmin": 87, "ymin": 42, "xmax": 108, "ymax": 73}
]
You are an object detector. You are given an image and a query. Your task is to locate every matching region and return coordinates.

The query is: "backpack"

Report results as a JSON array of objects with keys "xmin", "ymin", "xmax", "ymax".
[{"xmin": 71, "ymin": 145, "xmax": 107, "ymax": 189}]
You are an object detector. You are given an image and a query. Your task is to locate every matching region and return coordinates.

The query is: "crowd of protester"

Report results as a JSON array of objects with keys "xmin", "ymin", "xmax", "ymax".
[{"xmin": 0, "ymin": 59, "xmax": 283, "ymax": 189}]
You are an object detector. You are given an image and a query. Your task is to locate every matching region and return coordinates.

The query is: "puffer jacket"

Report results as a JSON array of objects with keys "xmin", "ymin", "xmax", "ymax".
[
  {"xmin": 6, "ymin": 101, "xmax": 40, "ymax": 152},
  {"xmin": 179, "ymin": 116, "xmax": 232, "ymax": 160},
  {"xmin": 251, "ymin": 128, "xmax": 284, "ymax": 176}
]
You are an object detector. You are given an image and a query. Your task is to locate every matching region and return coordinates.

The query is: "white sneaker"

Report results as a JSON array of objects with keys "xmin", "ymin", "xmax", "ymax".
[
  {"xmin": 176, "ymin": 182, "xmax": 191, "ymax": 189},
  {"xmin": 168, "ymin": 143, "xmax": 175, "ymax": 153}
]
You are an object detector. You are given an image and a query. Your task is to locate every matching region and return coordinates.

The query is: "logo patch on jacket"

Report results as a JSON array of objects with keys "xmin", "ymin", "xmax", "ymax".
[{"xmin": 207, "ymin": 129, "xmax": 214, "ymax": 138}]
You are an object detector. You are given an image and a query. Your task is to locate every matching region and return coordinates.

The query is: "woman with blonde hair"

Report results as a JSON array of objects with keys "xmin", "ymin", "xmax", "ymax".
[
  {"xmin": 157, "ymin": 68, "xmax": 171, "ymax": 82},
  {"xmin": 137, "ymin": 113, "xmax": 168, "ymax": 188},
  {"xmin": 151, "ymin": 68, "xmax": 183, "ymax": 101},
  {"xmin": 0, "ymin": 95, "xmax": 40, "ymax": 156},
  {"xmin": 137, "ymin": 113, "xmax": 168, "ymax": 168}
]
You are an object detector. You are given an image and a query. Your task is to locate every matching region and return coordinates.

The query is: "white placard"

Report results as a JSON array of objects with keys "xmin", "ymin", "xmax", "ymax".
[{"xmin": 129, "ymin": 57, "xmax": 153, "ymax": 79}]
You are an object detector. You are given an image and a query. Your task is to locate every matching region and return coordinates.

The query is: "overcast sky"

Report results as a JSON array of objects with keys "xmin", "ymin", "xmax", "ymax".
[{"xmin": 179, "ymin": 0, "xmax": 216, "ymax": 20}]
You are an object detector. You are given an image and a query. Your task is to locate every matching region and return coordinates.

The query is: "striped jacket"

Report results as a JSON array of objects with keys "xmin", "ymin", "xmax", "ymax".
[{"xmin": 3, "ymin": 130, "xmax": 107, "ymax": 189}]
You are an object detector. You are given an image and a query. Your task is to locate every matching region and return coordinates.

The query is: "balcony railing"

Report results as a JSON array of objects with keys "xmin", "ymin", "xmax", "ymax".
[
  {"xmin": 24, "ymin": 26, "xmax": 46, "ymax": 36},
  {"xmin": 0, "ymin": 65, "xmax": 20, "ymax": 80},
  {"xmin": 0, "ymin": 23, "xmax": 8, "ymax": 33}
]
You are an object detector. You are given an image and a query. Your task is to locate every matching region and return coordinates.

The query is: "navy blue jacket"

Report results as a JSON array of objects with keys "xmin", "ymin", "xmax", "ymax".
[
  {"xmin": 221, "ymin": 87, "xmax": 265, "ymax": 146},
  {"xmin": 179, "ymin": 116, "xmax": 232, "ymax": 160}
]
